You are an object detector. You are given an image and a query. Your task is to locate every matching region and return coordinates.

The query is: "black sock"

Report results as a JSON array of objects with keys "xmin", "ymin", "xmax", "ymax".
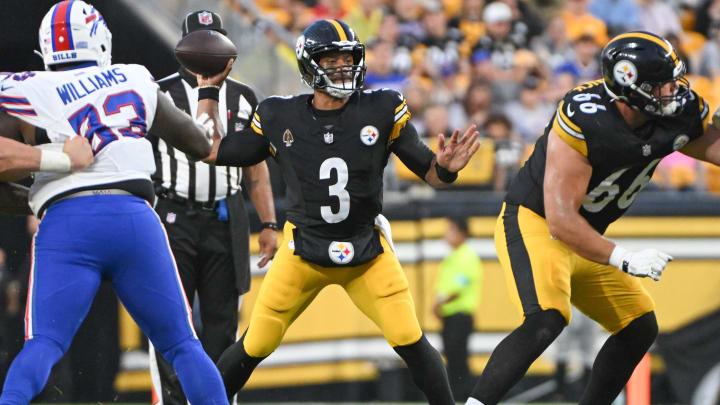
[
  {"xmin": 216, "ymin": 331, "xmax": 266, "ymax": 400},
  {"xmin": 469, "ymin": 309, "xmax": 566, "ymax": 405},
  {"xmin": 579, "ymin": 311, "xmax": 657, "ymax": 405},
  {"xmin": 393, "ymin": 334, "xmax": 455, "ymax": 405}
]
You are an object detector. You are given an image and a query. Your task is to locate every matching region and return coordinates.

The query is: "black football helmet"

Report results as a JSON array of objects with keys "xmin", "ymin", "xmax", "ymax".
[
  {"xmin": 601, "ymin": 31, "xmax": 690, "ymax": 117},
  {"xmin": 295, "ymin": 19, "xmax": 366, "ymax": 98}
]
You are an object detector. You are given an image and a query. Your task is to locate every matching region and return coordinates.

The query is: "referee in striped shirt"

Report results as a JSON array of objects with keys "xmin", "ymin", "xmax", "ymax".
[{"xmin": 146, "ymin": 11, "xmax": 278, "ymax": 405}]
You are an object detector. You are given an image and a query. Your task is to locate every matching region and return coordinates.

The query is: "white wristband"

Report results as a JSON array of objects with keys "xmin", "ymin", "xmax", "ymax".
[
  {"xmin": 609, "ymin": 244, "xmax": 630, "ymax": 270},
  {"xmin": 39, "ymin": 150, "xmax": 72, "ymax": 173}
]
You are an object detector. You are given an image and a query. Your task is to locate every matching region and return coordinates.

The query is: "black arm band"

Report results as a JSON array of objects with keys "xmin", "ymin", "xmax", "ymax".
[
  {"xmin": 435, "ymin": 163, "xmax": 458, "ymax": 183},
  {"xmin": 198, "ymin": 86, "xmax": 220, "ymax": 101},
  {"xmin": 261, "ymin": 222, "xmax": 280, "ymax": 231}
]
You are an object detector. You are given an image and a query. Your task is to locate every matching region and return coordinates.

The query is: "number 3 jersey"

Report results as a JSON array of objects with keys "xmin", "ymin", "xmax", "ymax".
[
  {"xmin": 506, "ymin": 79, "xmax": 710, "ymax": 234},
  {"xmin": 0, "ymin": 64, "xmax": 159, "ymax": 215},
  {"xmin": 242, "ymin": 89, "xmax": 417, "ymax": 239}
]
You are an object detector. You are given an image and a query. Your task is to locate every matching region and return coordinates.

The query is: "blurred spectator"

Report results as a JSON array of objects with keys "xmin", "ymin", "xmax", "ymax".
[
  {"xmin": 365, "ymin": 40, "xmax": 409, "ymax": 91},
  {"xmin": 544, "ymin": 63, "xmax": 581, "ymax": 103},
  {"xmin": 449, "ymin": 0, "xmax": 486, "ymax": 51},
  {"xmin": 471, "ymin": 2, "xmax": 525, "ymax": 103},
  {"xmin": 412, "ymin": 2, "xmax": 466, "ymax": 79},
  {"xmin": 422, "ymin": 102, "xmax": 452, "ymax": 139},
  {"xmin": 697, "ymin": 24, "xmax": 720, "ymax": 77},
  {"xmin": 483, "ymin": 114, "xmax": 523, "ymax": 191},
  {"xmin": 345, "ymin": 0, "xmax": 384, "ymax": 43},
  {"xmin": 588, "ymin": 0, "xmax": 640, "ymax": 37},
  {"xmin": 636, "ymin": 0, "xmax": 683, "ymax": 38},
  {"xmin": 311, "ymin": 0, "xmax": 347, "ymax": 20},
  {"xmin": 695, "ymin": 0, "xmax": 720, "ymax": 38},
  {"xmin": 449, "ymin": 79, "xmax": 496, "ymax": 130},
  {"xmin": 404, "ymin": 78, "xmax": 432, "ymax": 134},
  {"xmin": 667, "ymin": 32, "xmax": 694, "ymax": 73},
  {"xmin": 375, "ymin": 13, "xmax": 414, "ymax": 74},
  {"xmin": 571, "ymin": 34, "xmax": 602, "ymax": 82},
  {"xmin": 393, "ymin": 0, "xmax": 426, "ymax": 47},
  {"xmin": 498, "ymin": 0, "xmax": 546, "ymax": 42},
  {"xmin": 434, "ymin": 216, "xmax": 483, "ymax": 399},
  {"xmin": 504, "ymin": 76, "xmax": 555, "ymax": 142},
  {"xmin": 559, "ymin": 0, "xmax": 609, "ymax": 48},
  {"xmin": 531, "ymin": 17, "xmax": 576, "ymax": 71}
]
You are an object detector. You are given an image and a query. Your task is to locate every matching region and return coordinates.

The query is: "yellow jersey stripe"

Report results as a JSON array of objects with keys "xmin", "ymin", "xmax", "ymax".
[
  {"xmin": 557, "ymin": 101, "xmax": 583, "ymax": 134},
  {"xmin": 552, "ymin": 116, "xmax": 588, "ymax": 157},
  {"xmin": 389, "ymin": 111, "xmax": 411, "ymax": 143},
  {"xmin": 326, "ymin": 19, "xmax": 347, "ymax": 41},
  {"xmin": 394, "ymin": 100, "xmax": 407, "ymax": 114},
  {"xmin": 251, "ymin": 121, "xmax": 263, "ymax": 135}
]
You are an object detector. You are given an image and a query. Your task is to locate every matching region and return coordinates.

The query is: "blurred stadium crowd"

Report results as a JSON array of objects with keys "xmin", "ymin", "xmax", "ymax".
[{"xmin": 235, "ymin": 0, "xmax": 720, "ymax": 193}]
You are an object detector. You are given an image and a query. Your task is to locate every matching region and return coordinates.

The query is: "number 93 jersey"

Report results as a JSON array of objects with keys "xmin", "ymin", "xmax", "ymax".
[
  {"xmin": 0, "ymin": 65, "xmax": 159, "ymax": 214},
  {"xmin": 251, "ymin": 88, "xmax": 411, "ymax": 239},
  {"xmin": 506, "ymin": 79, "xmax": 710, "ymax": 234}
]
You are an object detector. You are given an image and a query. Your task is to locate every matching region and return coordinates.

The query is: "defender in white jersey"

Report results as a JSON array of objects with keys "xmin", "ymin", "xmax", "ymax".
[{"xmin": 0, "ymin": 2, "xmax": 230, "ymax": 404}]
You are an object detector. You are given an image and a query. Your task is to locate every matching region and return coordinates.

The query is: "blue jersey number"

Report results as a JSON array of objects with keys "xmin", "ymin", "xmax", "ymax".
[{"xmin": 68, "ymin": 91, "xmax": 147, "ymax": 154}]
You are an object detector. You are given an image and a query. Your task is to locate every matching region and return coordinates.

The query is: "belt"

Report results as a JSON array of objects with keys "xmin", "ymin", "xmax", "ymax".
[
  {"xmin": 157, "ymin": 188, "xmax": 219, "ymax": 211},
  {"xmin": 54, "ymin": 189, "xmax": 133, "ymax": 204}
]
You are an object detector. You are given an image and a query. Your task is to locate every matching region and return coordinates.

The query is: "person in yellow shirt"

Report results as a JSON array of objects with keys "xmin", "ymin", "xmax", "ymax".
[{"xmin": 434, "ymin": 216, "xmax": 483, "ymax": 399}]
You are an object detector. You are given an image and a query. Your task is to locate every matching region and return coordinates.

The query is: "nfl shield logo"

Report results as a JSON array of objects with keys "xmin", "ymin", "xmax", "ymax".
[
  {"xmin": 198, "ymin": 11, "xmax": 213, "ymax": 25},
  {"xmin": 642, "ymin": 144, "xmax": 651, "ymax": 156},
  {"xmin": 328, "ymin": 241, "xmax": 354, "ymax": 265},
  {"xmin": 324, "ymin": 132, "xmax": 334, "ymax": 144},
  {"xmin": 166, "ymin": 212, "xmax": 177, "ymax": 224}
]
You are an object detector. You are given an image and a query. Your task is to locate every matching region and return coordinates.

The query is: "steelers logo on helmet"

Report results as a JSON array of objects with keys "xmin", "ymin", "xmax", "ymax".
[
  {"xmin": 328, "ymin": 241, "xmax": 354, "ymax": 265},
  {"xmin": 613, "ymin": 60, "xmax": 638, "ymax": 87},
  {"xmin": 360, "ymin": 125, "xmax": 379, "ymax": 146},
  {"xmin": 295, "ymin": 35, "xmax": 305, "ymax": 59},
  {"xmin": 672, "ymin": 134, "xmax": 690, "ymax": 151}
]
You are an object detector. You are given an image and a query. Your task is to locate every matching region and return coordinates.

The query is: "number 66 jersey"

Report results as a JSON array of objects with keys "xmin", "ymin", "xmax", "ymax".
[
  {"xmin": 505, "ymin": 79, "xmax": 710, "ymax": 234},
  {"xmin": 0, "ymin": 64, "xmax": 159, "ymax": 216}
]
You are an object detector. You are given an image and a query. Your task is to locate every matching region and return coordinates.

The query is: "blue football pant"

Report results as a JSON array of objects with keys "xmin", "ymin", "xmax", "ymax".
[{"xmin": 0, "ymin": 195, "xmax": 227, "ymax": 405}]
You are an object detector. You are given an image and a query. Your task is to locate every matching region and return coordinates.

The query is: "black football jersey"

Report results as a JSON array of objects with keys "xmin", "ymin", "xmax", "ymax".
[
  {"xmin": 506, "ymin": 79, "xmax": 710, "ymax": 234},
  {"xmin": 249, "ymin": 89, "xmax": 414, "ymax": 239}
]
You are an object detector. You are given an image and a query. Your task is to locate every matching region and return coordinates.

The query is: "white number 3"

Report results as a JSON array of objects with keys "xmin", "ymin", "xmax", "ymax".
[{"xmin": 319, "ymin": 157, "xmax": 350, "ymax": 223}]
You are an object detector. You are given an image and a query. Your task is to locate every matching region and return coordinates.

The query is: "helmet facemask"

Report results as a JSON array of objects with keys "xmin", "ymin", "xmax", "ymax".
[
  {"xmin": 310, "ymin": 48, "xmax": 366, "ymax": 99},
  {"xmin": 631, "ymin": 74, "xmax": 690, "ymax": 117}
]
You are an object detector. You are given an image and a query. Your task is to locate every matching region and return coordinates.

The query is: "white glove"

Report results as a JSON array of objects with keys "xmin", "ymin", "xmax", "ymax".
[{"xmin": 609, "ymin": 245, "xmax": 673, "ymax": 281}]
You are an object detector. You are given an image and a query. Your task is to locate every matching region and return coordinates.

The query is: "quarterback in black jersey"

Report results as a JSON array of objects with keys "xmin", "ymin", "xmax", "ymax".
[
  {"xmin": 467, "ymin": 32, "xmax": 720, "ymax": 405},
  {"xmin": 203, "ymin": 19, "xmax": 479, "ymax": 404}
]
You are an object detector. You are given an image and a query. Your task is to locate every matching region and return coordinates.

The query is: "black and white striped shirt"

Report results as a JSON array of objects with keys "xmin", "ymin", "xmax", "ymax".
[{"xmin": 149, "ymin": 72, "xmax": 258, "ymax": 202}]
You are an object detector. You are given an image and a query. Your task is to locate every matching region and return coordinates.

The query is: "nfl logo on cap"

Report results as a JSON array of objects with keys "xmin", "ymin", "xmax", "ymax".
[
  {"xmin": 198, "ymin": 11, "xmax": 213, "ymax": 25},
  {"xmin": 328, "ymin": 241, "xmax": 354, "ymax": 265}
]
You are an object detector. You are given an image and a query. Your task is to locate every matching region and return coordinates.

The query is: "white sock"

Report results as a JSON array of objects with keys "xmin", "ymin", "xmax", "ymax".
[{"xmin": 465, "ymin": 397, "xmax": 485, "ymax": 405}]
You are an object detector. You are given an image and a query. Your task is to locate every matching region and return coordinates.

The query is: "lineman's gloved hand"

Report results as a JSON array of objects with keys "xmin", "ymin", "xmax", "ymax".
[{"xmin": 609, "ymin": 245, "xmax": 673, "ymax": 281}]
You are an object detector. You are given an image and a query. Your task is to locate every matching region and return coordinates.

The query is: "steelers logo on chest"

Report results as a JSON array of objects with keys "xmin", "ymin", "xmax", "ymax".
[{"xmin": 360, "ymin": 125, "xmax": 380, "ymax": 146}]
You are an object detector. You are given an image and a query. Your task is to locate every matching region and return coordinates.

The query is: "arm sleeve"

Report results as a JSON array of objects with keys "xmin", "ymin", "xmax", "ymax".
[
  {"xmin": 216, "ymin": 126, "xmax": 270, "ymax": 167},
  {"xmin": 390, "ymin": 122, "xmax": 435, "ymax": 179}
]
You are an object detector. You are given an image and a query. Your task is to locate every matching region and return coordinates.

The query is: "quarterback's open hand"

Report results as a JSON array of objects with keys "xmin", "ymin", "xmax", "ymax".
[
  {"xmin": 256, "ymin": 228, "xmax": 278, "ymax": 268},
  {"xmin": 436, "ymin": 124, "xmax": 481, "ymax": 173},
  {"xmin": 195, "ymin": 58, "xmax": 234, "ymax": 88},
  {"xmin": 615, "ymin": 248, "xmax": 673, "ymax": 281}
]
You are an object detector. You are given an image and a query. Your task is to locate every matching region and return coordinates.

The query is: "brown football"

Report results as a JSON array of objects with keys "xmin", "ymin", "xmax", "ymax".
[{"xmin": 174, "ymin": 30, "xmax": 237, "ymax": 76}]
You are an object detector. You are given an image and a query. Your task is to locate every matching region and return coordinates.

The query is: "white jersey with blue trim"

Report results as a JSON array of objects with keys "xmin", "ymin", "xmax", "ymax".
[{"xmin": 0, "ymin": 64, "xmax": 159, "ymax": 214}]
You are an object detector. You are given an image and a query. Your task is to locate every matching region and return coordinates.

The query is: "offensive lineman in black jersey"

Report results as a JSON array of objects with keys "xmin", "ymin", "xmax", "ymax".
[
  {"xmin": 201, "ymin": 19, "xmax": 480, "ymax": 404},
  {"xmin": 466, "ymin": 31, "xmax": 720, "ymax": 405}
]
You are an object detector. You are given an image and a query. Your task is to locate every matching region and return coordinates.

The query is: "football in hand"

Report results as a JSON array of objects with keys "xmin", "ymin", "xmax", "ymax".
[{"xmin": 174, "ymin": 30, "xmax": 237, "ymax": 76}]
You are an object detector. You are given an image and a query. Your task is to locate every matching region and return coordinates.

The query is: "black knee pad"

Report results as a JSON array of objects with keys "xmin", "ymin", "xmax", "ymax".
[{"xmin": 523, "ymin": 309, "xmax": 566, "ymax": 347}]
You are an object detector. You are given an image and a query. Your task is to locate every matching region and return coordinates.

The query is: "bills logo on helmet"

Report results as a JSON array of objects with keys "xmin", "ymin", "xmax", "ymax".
[
  {"xmin": 328, "ymin": 241, "xmax": 354, "ymax": 265},
  {"xmin": 198, "ymin": 11, "xmax": 213, "ymax": 25},
  {"xmin": 360, "ymin": 125, "xmax": 379, "ymax": 146},
  {"xmin": 613, "ymin": 60, "xmax": 638, "ymax": 87}
]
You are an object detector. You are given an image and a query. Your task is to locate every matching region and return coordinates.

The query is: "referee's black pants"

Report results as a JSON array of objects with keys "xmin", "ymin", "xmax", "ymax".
[
  {"xmin": 441, "ymin": 312, "xmax": 474, "ymax": 399},
  {"xmin": 151, "ymin": 198, "xmax": 239, "ymax": 405}
]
